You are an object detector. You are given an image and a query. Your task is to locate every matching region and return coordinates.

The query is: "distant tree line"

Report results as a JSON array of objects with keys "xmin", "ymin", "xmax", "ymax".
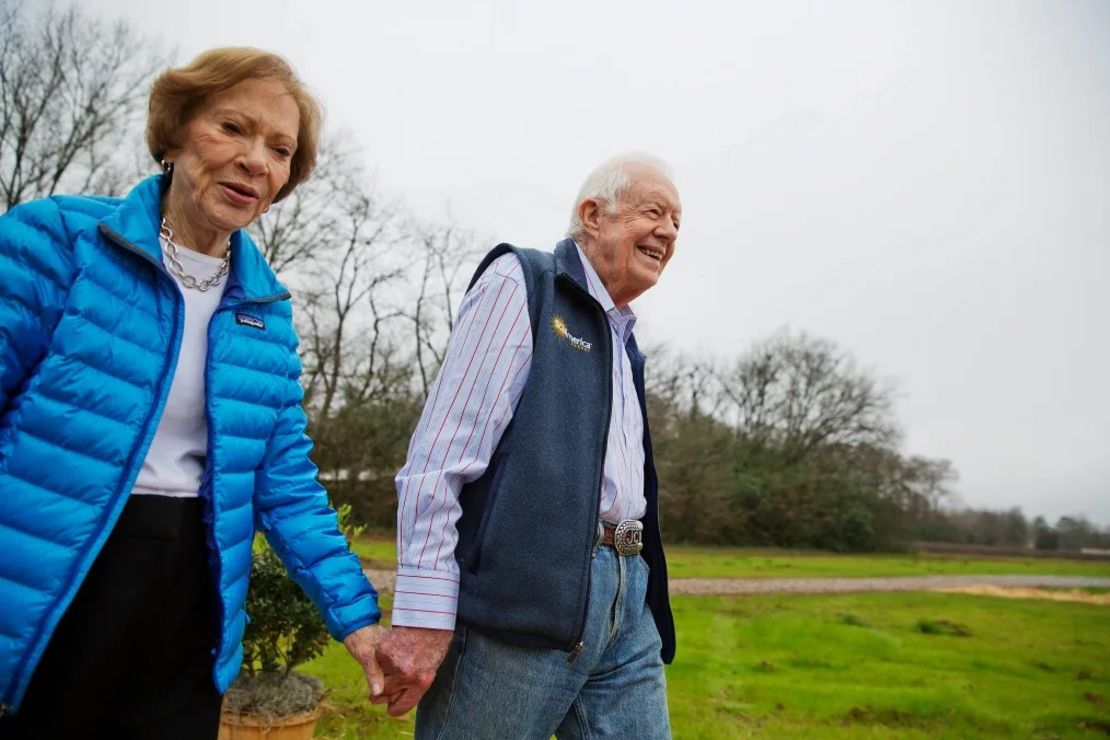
[
  {"xmin": 908, "ymin": 507, "xmax": 1110, "ymax": 552},
  {"xmin": 1028, "ymin": 515, "xmax": 1110, "ymax": 552},
  {"xmin": 4, "ymin": 1, "xmax": 1104, "ymax": 553},
  {"xmin": 644, "ymin": 334, "xmax": 956, "ymax": 551}
]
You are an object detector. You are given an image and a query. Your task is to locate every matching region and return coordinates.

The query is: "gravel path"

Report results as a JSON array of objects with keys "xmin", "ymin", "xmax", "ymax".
[
  {"xmin": 364, "ymin": 568, "xmax": 1110, "ymax": 596},
  {"xmin": 665, "ymin": 574, "xmax": 1110, "ymax": 595}
]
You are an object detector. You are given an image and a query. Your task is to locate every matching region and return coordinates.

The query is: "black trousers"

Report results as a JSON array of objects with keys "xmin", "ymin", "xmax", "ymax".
[{"xmin": 1, "ymin": 496, "xmax": 222, "ymax": 740}]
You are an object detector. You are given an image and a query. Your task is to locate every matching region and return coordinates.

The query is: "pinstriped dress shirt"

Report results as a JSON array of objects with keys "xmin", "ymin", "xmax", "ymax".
[{"xmin": 392, "ymin": 244, "xmax": 646, "ymax": 630}]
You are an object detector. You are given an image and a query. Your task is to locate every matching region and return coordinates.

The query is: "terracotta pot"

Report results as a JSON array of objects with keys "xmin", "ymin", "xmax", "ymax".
[{"xmin": 218, "ymin": 706, "xmax": 321, "ymax": 740}]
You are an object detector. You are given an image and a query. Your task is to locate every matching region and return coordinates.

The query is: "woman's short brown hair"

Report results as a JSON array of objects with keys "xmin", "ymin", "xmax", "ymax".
[{"xmin": 147, "ymin": 47, "xmax": 322, "ymax": 203}]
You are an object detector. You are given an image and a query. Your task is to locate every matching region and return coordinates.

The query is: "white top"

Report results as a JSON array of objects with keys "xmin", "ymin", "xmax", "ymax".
[
  {"xmin": 131, "ymin": 245, "xmax": 227, "ymax": 498},
  {"xmin": 391, "ymin": 245, "xmax": 646, "ymax": 630}
]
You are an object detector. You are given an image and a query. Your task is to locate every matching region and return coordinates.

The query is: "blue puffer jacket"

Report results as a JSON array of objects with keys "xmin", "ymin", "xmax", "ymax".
[{"xmin": 0, "ymin": 176, "xmax": 379, "ymax": 715}]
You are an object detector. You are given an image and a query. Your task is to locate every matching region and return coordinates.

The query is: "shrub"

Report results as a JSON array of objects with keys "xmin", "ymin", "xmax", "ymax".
[{"xmin": 223, "ymin": 503, "xmax": 364, "ymax": 720}]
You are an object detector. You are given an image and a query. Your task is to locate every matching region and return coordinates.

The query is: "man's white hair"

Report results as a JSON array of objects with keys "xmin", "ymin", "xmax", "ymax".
[{"xmin": 567, "ymin": 152, "xmax": 673, "ymax": 242}]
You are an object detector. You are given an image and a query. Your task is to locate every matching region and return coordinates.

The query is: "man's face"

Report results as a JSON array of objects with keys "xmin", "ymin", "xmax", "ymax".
[{"xmin": 581, "ymin": 164, "xmax": 681, "ymax": 307}]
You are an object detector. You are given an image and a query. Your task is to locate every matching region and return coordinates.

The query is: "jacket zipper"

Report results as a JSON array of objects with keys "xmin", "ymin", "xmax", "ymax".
[
  {"xmin": 202, "ymin": 305, "xmax": 227, "ymax": 682},
  {"xmin": 558, "ymin": 274, "xmax": 613, "ymax": 662},
  {"xmin": 202, "ymin": 291, "xmax": 288, "ymax": 688},
  {"xmin": 3, "ymin": 225, "xmax": 186, "ymax": 709}
]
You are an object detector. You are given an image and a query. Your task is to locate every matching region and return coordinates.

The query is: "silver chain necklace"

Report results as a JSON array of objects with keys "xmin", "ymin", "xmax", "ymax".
[{"xmin": 159, "ymin": 217, "xmax": 230, "ymax": 292}]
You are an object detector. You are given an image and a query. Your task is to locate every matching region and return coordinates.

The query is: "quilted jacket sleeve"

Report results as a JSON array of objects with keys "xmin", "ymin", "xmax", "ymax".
[
  {"xmin": 253, "ymin": 355, "xmax": 381, "ymax": 641},
  {"xmin": 0, "ymin": 199, "xmax": 75, "ymax": 412}
]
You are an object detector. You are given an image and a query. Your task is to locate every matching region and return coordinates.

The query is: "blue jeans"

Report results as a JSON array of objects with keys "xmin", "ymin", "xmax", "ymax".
[{"xmin": 416, "ymin": 545, "xmax": 671, "ymax": 739}]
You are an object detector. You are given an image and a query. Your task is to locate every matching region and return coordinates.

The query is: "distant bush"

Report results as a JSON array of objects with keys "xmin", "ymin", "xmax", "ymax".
[{"xmin": 914, "ymin": 618, "xmax": 972, "ymax": 637}]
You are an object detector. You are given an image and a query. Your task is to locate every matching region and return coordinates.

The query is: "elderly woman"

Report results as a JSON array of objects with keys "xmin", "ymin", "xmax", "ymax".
[{"xmin": 0, "ymin": 48, "xmax": 383, "ymax": 737}]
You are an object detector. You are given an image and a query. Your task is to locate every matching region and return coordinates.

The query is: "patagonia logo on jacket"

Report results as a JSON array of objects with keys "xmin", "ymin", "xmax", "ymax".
[{"xmin": 235, "ymin": 313, "xmax": 265, "ymax": 330}]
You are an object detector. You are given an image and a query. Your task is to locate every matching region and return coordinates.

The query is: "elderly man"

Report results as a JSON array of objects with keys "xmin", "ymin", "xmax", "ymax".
[{"xmin": 375, "ymin": 154, "xmax": 681, "ymax": 738}]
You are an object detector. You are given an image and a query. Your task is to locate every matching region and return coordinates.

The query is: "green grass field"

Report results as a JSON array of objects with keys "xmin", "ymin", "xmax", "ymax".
[
  {"xmin": 303, "ymin": 591, "xmax": 1110, "ymax": 738},
  {"xmin": 667, "ymin": 592, "xmax": 1109, "ymax": 738},
  {"xmin": 303, "ymin": 546, "xmax": 1110, "ymax": 738},
  {"xmin": 351, "ymin": 536, "xmax": 1110, "ymax": 580},
  {"xmin": 661, "ymin": 547, "xmax": 1110, "ymax": 580}
]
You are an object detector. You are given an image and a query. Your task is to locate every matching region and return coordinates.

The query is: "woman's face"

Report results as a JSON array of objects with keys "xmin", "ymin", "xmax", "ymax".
[{"xmin": 165, "ymin": 78, "xmax": 300, "ymax": 242}]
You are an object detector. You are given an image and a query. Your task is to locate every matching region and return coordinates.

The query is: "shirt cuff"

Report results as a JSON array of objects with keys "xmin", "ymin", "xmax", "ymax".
[{"xmin": 390, "ymin": 565, "xmax": 459, "ymax": 631}]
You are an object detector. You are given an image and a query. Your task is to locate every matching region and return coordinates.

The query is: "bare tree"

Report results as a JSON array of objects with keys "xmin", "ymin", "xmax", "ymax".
[
  {"xmin": 262, "ymin": 155, "xmax": 409, "ymax": 428},
  {"xmin": 252, "ymin": 134, "xmax": 363, "ymax": 276},
  {"xmin": 898, "ymin": 455, "xmax": 957, "ymax": 514},
  {"xmin": 713, "ymin": 330, "xmax": 898, "ymax": 460},
  {"xmin": 404, "ymin": 218, "xmax": 478, "ymax": 397},
  {"xmin": 0, "ymin": 1, "xmax": 164, "ymax": 210},
  {"xmin": 644, "ymin": 345, "xmax": 721, "ymax": 421},
  {"xmin": 246, "ymin": 130, "xmax": 485, "ymax": 514}
]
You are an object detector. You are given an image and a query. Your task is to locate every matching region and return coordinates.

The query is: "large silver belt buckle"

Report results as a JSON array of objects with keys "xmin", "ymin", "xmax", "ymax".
[{"xmin": 613, "ymin": 519, "xmax": 643, "ymax": 556}]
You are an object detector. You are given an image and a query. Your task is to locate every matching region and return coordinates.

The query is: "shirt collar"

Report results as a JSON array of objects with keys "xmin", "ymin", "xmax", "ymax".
[{"xmin": 573, "ymin": 241, "xmax": 637, "ymax": 337}]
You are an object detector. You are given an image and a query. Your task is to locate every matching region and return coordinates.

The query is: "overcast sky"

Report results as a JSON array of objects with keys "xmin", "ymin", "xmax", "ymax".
[{"xmin": 71, "ymin": 0, "xmax": 1110, "ymax": 524}]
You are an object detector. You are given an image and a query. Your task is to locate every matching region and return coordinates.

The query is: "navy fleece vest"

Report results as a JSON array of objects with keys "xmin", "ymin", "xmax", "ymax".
[{"xmin": 453, "ymin": 239, "xmax": 675, "ymax": 663}]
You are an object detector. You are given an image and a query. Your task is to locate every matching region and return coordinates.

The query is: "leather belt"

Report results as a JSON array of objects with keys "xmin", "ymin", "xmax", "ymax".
[{"xmin": 596, "ymin": 520, "xmax": 644, "ymax": 556}]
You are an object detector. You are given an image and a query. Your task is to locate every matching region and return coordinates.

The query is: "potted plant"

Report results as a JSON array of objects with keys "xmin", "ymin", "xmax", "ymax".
[{"xmin": 219, "ymin": 505, "xmax": 363, "ymax": 739}]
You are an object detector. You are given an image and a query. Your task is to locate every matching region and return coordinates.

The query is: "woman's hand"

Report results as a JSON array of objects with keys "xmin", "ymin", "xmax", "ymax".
[{"xmin": 342, "ymin": 623, "xmax": 388, "ymax": 699}]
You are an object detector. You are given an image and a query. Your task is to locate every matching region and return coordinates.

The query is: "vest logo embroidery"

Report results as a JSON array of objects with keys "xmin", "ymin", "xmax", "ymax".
[
  {"xmin": 235, "ymin": 313, "xmax": 266, "ymax": 330},
  {"xmin": 551, "ymin": 315, "xmax": 591, "ymax": 353}
]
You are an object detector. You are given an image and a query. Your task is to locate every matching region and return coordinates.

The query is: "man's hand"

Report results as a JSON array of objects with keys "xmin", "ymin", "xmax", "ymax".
[
  {"xmin": 343, "ymin": 624, "xmax": 387, "ymax": 699},
  {"xmin": 372, "ymin": 626, "xmax": 454, "ymax": 716}
]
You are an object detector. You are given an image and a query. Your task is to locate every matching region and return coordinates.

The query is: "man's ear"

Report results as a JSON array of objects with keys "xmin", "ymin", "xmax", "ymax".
[{"xmin": 577, "ymin": 197, "xmax": 605, "ymax": 238}]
